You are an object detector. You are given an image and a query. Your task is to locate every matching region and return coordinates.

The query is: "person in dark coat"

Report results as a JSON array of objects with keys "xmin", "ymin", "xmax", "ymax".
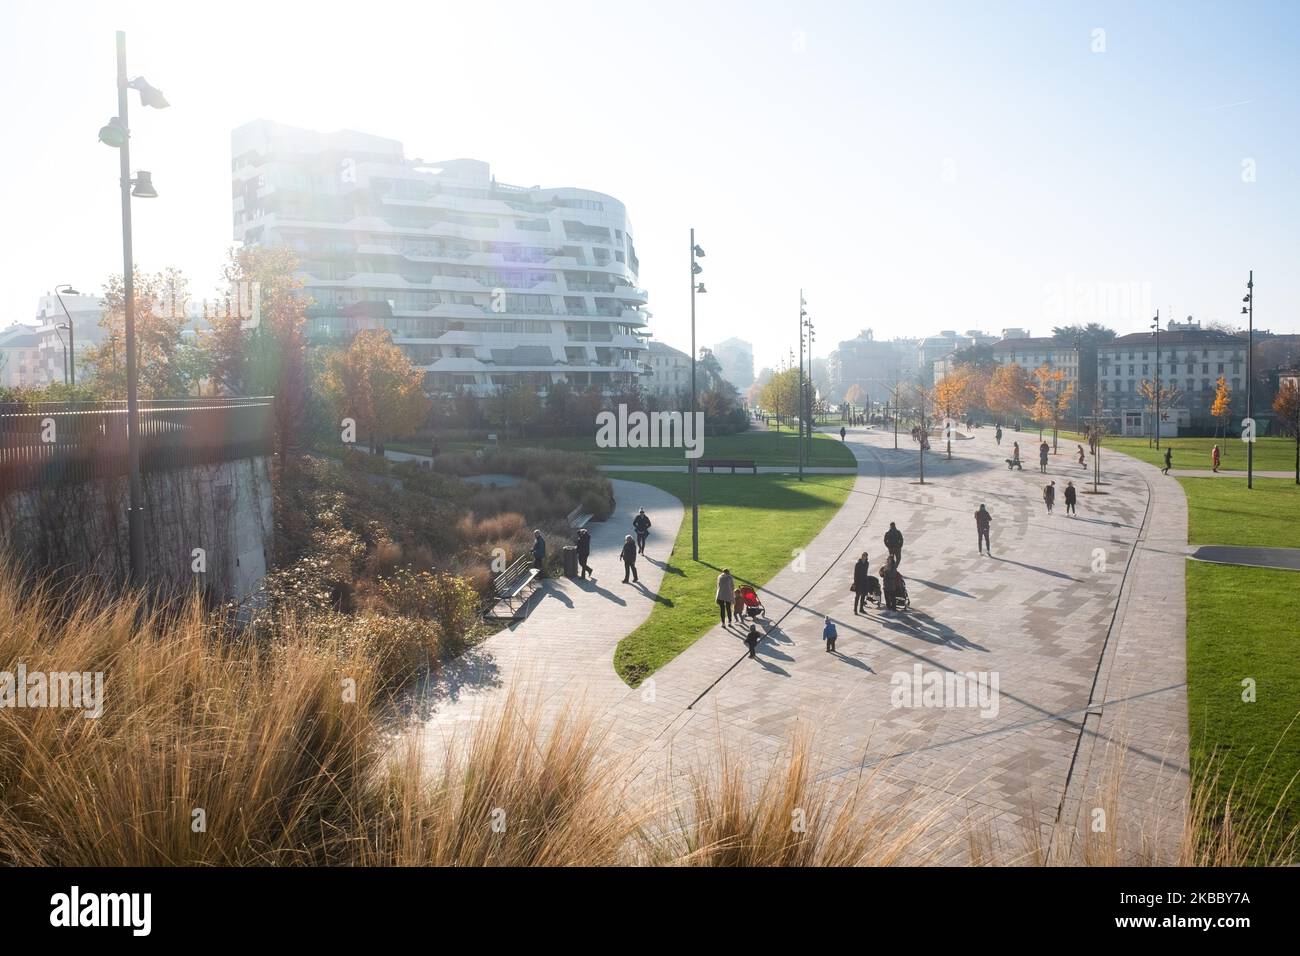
[
  {"xmin": 884, "ymin": 523, "xmax": 904, "ymax": 567},
  {"xmin": 1162, "ymin": 448, "xmax": 1172, "ymax": 475},
  {"xmin": 632, "ymin": 507, "xmax": 651, "ymax": 554},
  {"xmin": 995, "ymin": 425, "xmax": 1003, "ymax": 446},
  {"xmin": 575, "ymin": 527, "xmax": 593, "ymax": 578},
  {"xmin": 1064, "ymin": 480, "xmax": 1077, "ymax": 516},
  {"xmin": 1038, "ymin": 441, "xmax": 1050, "ymax": 473},
  {"xmin": 852, "ymin": 551, "xmax": 871, "ymax": 614},
  {"xmin": 1043, "ymin": 480, "xmax": 1056, "ymax": 515},
  {"xmin": 531, "ymin": 530, "xmax": 546, "ymax": 575},
  {"xmin": 620, "ymin": 534, "xmax": 639, "ymax": 583},
  {"xmin": 744, "ymin": 624, "xmax": 761, "ymax": 659},
  {"xmin": 975, "ymin": 503, "xmax": 992, "ymax": 555},
  {"xmin": 881, "ymin": 555, "xmax": 901, "ymax": 611},
  {"xmin": 840, "ymin": 426, "xmax": 847, "ymax": 441}
]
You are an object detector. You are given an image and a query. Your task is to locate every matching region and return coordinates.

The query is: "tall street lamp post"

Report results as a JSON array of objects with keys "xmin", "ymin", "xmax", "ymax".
[
  {"xmin": 803, "ymin": 314, "xmax": 815, "ymax": 466},
  {"xmin": 797, "ymin": 292, "xmax": 806, "ymax": 481},
  {"xmin": 54, "ymin": 284, "xmax": 80, "ymax": 386},
  {"xmin": 1153, "ymin": 313, "xmax": 1161, "ymax": 449},
  {"xmin": 690, "ymin": 230, "xmax": 705, "ymax": 559},
  {"xmin": 99, "ymin": 30, "xmax": 167, "ymax": 585},
  {"xmin": 1242, "ymin": 271, "xmax": 1254, "ymax": 489}
]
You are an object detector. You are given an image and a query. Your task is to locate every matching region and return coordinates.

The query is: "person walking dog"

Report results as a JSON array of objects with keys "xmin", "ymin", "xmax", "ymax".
[
  {"xmin": 632, "ymin": 507, "xmax": 651, "ymax": 554},
  {"xmin": 620, "ymin": 534, "xmax": 639, "ymax": 583},
  {"xmin": 716, "ymin": 568, "xmax": 736, "ymax": 625},
  {"xmin": 975, "ymin": 504, "xmax": 992, "ymax": 555}
]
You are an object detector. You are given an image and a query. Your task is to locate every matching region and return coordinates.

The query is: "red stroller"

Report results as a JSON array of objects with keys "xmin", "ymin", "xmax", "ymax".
[{"xmin": 737, "ymin": 585, "xmax": 765, "ymax": 620}]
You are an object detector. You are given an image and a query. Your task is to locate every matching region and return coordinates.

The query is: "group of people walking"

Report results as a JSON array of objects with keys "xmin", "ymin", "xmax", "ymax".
[{"xmin": 551, "ymin": 506, "xmax": 655, "ymax": 585}]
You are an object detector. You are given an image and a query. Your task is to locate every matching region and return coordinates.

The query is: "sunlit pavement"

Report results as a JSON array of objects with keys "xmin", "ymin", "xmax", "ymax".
[{"xmin": 410, "ymin": 425, "xmax": 1188, "ymax": 864}]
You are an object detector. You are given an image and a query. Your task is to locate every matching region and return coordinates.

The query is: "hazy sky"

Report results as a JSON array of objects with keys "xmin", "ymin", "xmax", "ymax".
[{"xmin": 2, "ymin": 0, "xmax": 1297, "ymax": 370}]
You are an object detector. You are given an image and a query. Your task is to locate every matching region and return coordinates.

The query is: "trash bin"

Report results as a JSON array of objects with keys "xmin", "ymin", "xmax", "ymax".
[{"xmin": 562, "ymin": 545, "xmax": 579, "ymax": 578}]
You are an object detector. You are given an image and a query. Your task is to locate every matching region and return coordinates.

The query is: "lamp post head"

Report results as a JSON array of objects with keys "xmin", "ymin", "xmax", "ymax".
[
  {"xmin": 696, "ymin": 283, "xmax": 707, "ymax": 293},
  {"xmin": 691, "ymin": 261, "xmax": 702, "ymax": 276},
  {"xmin": 693, "ymin": 244, "xmax": 705, "ymax": 258},
  {"xmin": 98, "ymin": 117, "xmax": 127, "ymax": 148},
  {"xmin": 128, "ymin": 76, "xmax": 169, "ymax": 109},
  {"xmin": 131, "ymin": 171, "xmax": 158, "ymax": 198}
]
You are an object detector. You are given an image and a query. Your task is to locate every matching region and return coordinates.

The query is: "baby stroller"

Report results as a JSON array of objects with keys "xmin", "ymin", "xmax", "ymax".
[
  {"xmin": 861, "ymin": 574, "xmax": 883, "ymax": 608},
  {"xmin": 737, "ymin": 585, "xmax": 765, "ymax": 620}
]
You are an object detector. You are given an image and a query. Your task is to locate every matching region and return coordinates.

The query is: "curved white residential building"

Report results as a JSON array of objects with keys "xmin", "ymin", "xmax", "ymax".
[{"xmin": 231, "ymin": 120, "xmax": 651, "ymax": 395}]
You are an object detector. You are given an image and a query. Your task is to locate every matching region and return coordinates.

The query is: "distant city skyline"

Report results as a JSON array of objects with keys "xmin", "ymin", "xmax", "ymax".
[{"xmin": 2, "ymin": 0, "xmax": 1297, "ymax": 373}]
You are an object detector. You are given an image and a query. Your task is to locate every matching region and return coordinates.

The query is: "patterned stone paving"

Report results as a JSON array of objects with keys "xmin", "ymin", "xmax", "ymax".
[{"xmin": 409, "ymin": 426, "xmax": 1188, "ymax": 863}]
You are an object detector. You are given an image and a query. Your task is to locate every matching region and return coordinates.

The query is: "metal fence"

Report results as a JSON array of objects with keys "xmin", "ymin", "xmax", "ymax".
[{"xmin": 0, "ymin": 396, "xmax": 275, "ymax": 494}]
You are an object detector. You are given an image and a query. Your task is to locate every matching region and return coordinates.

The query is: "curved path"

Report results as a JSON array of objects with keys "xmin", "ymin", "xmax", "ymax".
[{"xmin": 410, "ymin": 427, "xmax": 1189, "ymax": 864}]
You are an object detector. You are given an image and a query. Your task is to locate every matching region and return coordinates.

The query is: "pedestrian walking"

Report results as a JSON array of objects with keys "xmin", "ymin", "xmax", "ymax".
[
  {"xmin": 852, "ymin": 551, "xmax": 871, "ymax": 614},
  {"xmin": 1162, "ymin": 448, "xmax": 1172, "ymax": 475},
  {"xmin": 532, "ymin": 530, "xmax": 546, "ymax": 575},
  {"xmin": 1012, "ymin": 441, "xmax": 1021, "ymax": 466},
  {"xmin": 840, "ymin": 425, "xmax": 847, "ymax": 442},
  {"xmin": 823, "ymin": 616, "xmax": 838, "ymax": 653},
  {"xmin": 744, "ymin": 624, "xmax": 760, "ymax": 659},
  {"xmin": 632, "ymin": 507, "xmax": 651, "ymax": 554},
  {"xmin": 1043, "ymin": 480, "xmax": 1056, "ymax": 515},
  {"xmin": 716, "ymin": 568, "xmax": 736, "ymax": 625},
  {"xmin": 620, "ymin": 534, "xmax": 639, "ymax": 583},
  {"xmin": 884, "ymin": 522, "xmax": 904, "ymax": 567},
  {"xmin": 575, "ymin": 527, "xmax": 594, "ymax": 578},
  {"xmin": 1039, "ymin": 440, "xmax": 1050, "ymax": 473},
  {"xmin": 995, "ymin": 425, "xmax": 1003, "ymax": 446},
  {"xmin": 975, "ymin": 503, "xmax": 992, "ymax": 555},
  {"xmin": 1064, "ymin": 480, "xmax": 1077, "ymax": 516},
  {"xmin": 1212, "ymin": 444, "xmax": 1221, "ymax": 473},
  {"xmin": 1077, "ymin": 444, "xmax": 1086, "ymax": 468}
]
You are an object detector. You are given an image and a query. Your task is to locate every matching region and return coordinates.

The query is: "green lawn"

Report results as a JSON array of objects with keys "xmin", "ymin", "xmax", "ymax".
[
  {"xmin": 393, "ymin": 427, "xmax": 856, "ymax": 468},
  {"xmin": 1179, "ymin": 477, "xmax": 1300, "ymax": 549},
  {"xmin": 612, "ymin": 473, "xmax": 854, "ymax": 686},
  {"xmin": 1061, "ymin": 432, "xmax": 1298, "ymax": 473},
  {"xmin": 1185, "ymin": 561, "xmax": 1300, "ymax": 856}
]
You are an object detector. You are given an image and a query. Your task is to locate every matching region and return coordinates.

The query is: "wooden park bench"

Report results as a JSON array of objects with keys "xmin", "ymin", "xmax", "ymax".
[
  {"xmin": 697, "ymin": 458, "xmax": 758, "ymax": 474},
  {"xmin": 566, "ymin": 504, "xmax": 592, "ymax": 529},
  {"xmin": 485, "ymin": 553, "xmax": 540, "ymax": 621}
]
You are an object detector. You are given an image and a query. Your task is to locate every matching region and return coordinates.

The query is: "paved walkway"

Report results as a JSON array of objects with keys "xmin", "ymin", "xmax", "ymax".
[{"xmin": 408, "ymin": 425, "xmax": 1189, "ymax": 864}]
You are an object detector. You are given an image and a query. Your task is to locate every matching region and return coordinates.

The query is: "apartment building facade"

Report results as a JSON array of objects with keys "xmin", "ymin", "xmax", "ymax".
[
  {"xmin": 1097, "ymin": 328, "xmax": 1244, "ymax": 435},
  {"xmin": 826, "ymin": 329, "xmax": 900, "ymax": 406},
  {"xmin": 231, "ymin": 120, "xmax": 651, "ymax": 395},
  {"xmin": 646, "ymin": 341, "xmax": 691, "ymax": 400}
]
